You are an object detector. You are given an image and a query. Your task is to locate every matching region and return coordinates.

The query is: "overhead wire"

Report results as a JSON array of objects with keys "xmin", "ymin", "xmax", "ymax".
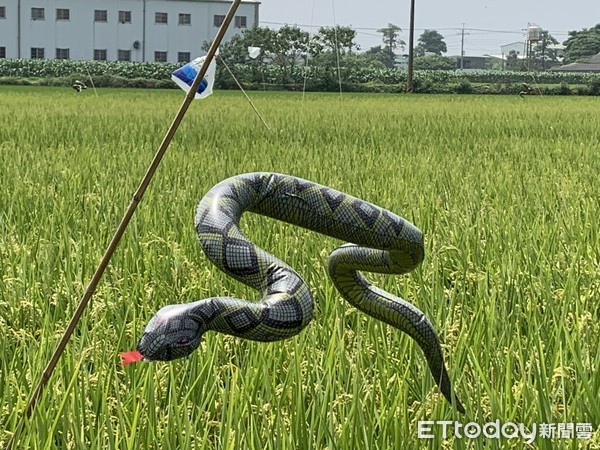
[
  {"xmin": 260, "ymin": 20, "xmax": 571, "ymax": 56},
  {"xmin": 301, "ymin": 0, "xmax": 318, "ymax": 104},
  {"xmin": 330, "ymin": 0, "xmax": 343, "ymax": 99}
]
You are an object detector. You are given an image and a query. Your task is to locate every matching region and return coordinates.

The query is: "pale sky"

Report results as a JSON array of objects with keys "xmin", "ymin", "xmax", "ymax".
[{"xmin": 258, "ymin": 0, "xmax": 600, "ymax": 56}]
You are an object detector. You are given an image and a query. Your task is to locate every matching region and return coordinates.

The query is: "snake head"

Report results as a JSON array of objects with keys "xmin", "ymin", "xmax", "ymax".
[{"xmin": 136, "ymin": 303, "xmax": 204, "ymax": 362}]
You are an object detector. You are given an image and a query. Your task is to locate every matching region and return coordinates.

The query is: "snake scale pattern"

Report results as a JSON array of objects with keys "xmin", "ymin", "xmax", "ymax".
[{"xmin": 137, "ymin": 172, "xmax": 464, "ymax": 413}]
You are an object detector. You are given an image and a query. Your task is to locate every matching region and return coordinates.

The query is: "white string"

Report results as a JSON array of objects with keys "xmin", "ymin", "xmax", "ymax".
[
  {"xmin": 331, "ymin": 0, "xmax": 343, "ymax": 99},
  {"xmin": 218, "ymin": 55, "xmax": 272, "ymax": 132},
  {"xmin": 85, "ymin": 63, "xmax": 98, "ymax": 97},
  {"xmin": 301, "ymin": 0, "xmax": 318, "ymax": 105},
  {"xmin": 528, "ymin": 71, "xmax": 543, "ymax": 97}
]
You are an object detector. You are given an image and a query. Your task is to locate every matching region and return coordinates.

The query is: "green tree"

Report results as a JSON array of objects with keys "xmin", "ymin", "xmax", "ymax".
[
  {"xmin": 216, "ymin": 26, "xmax": 278, "ymax": 86},
  {"xmin": 218, "ymin": 25, "xmax": 310, "ymax": 84},
  {"xmin": 219, "ymin": 25, "xmax": 310, "ymax": 66},
  {"xmin": 271, "ymin": 25, "xmax": 310, "ymax": 83},
  {"xmin": 415, "ymin": 30, "xmax": 447, "ymax": 56},
  {"xmin": 413, "ymin": 54, "xmax": 456, "ymax": 70},
  {"xmin": 378, "ymin": 23, "xmax": 405, "ymax": 52},
  {"xmin": 505, "ymin": 50, "xmax": 526, "ymax": 71},
  {"xmin": 562, "ymin": 24, "xmax": 600, "ymax": 63},
  {"xmin": 310, "ymin": 26, "xmax": 358, "ymax": 56},
  {"xmin": 272, "ymin": 26, "xmax": 310, "ymax": 65},
  {"xmin": 531, "ymin": 30, "xmax": 559, "ymax": 70},
  {"xmin": 219, "ymin": 25, "xmax": 277, "ymax": 65},
  {"xmin": 364, "ymin": 45, "xmax": 396, "ymax": 68},
  {"xmin": 370, "ymin": 23, "xmax": 405, "ymax": 68}
]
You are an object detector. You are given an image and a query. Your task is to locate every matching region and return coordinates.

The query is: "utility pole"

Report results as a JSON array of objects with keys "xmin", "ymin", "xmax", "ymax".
[
  {"xmin": 460, "ymin": 23, "xmax": 469, "ymax": 70},
  {"xmin": 406, "ymin": 0, "xmax": 415, "ymax": 92},
  {"xmin": 541, "ymin": 31, "xmax": 547, "ymax": 70},
  {"xmin": 17, "ymin": 0, "xmax": 21, "ymax": 58}
]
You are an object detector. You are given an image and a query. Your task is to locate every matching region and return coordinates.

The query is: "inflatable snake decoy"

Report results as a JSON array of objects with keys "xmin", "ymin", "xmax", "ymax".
[{"xmin": 132, "ymin": 172, "xmax": 464, "ymax": 413}]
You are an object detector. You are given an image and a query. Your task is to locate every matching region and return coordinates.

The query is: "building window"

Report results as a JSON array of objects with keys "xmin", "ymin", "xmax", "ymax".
[
  {"xmin": 234, "ymin": 16, "xmax": 247, "ymax": 28},
  {"xmin": 94, "ymin": 10, "xmax": 107, "ymax": 22},
  {"xmin": 154, "ymin": 51, "xmax": 167, "ymax": 62},
  {"xmin": 0, "ymin": 7, "xmax": 6, "ymax": 19},
  {"xmin": 31, "ymin": 47, "xmax": 45, "ymax": 59},
  {"xmin": 118, "ymin": 11, "xmax": 131, "ymax": 24},
  {"xmin": 0, "ymin": 47, "xmax": 5, "ymax": 58},
  {"xmin": 155, "ymin": 12, "xmax": 167, "ymax": 24},
  {"xmin": 31, "ymin": 7, "xmax": 45, "ymax": 20},
  {"xmin": 118, "ymin": 50, "xmax": 131, "ymax": 61},
  {"xmin": 56, "ymin": 8, "xmax": 69, "ymax": 20},
  {"xmin": 178, "ymin": 13, "xmax": 191, "ymax": 25},
  {"xmin": 213, "ymin": 15, "xmax": 225, "ymax": 27},
  {"xmin": 177, "ymin": 52, "xmax": 190, "ymax": 63},
  {"xmin": 56, "ymin": 48, "xmax": 69, "ymax": 60},
  {"xmin": 94, "ymin": 49, "xmax": 107, "ymax": 61}
]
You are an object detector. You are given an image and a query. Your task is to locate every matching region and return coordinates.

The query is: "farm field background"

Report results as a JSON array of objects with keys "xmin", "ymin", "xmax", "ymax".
[{"xmin": 0, "ymin": 86, "xmax": 599, "ymax": 449}]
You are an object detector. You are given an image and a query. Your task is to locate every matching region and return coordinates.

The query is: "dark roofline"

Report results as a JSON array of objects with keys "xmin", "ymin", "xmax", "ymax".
[{"xmin": 550, "ymin": 52, "xmax": 600, "ymax": 72}]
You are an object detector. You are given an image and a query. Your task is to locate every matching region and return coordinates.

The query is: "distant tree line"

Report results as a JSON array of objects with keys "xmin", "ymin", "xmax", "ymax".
[
  {"xmin": 216, "ymin": 24, "xmax": 457, "ymax": 74},
  {"xmin": 216, "ymin": 22, "xmax": 600, "ymax": 76},
  {"xmin": 563, "ymin": 24, "xmax": 600, "ymax": 63}
]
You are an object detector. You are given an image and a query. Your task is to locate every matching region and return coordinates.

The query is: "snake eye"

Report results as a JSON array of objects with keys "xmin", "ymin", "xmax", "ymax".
[{"xmin": 177, "ymin": 337, "xmax": 190, "ymax": 344}]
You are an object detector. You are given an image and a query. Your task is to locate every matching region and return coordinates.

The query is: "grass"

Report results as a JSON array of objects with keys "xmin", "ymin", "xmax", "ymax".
[{"xmin": 0, "ymin": 86, "xmax": 599, "ymax": 449}]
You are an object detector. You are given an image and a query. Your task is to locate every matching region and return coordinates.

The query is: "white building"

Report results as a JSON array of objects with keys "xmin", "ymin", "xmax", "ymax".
[
  {"xmin": 0, "ymin": 0, "xmax": 260, "ymax": 62},
  {"xmin": 500, "ymin": 42, "xmax": 526, "ymax": 59}
]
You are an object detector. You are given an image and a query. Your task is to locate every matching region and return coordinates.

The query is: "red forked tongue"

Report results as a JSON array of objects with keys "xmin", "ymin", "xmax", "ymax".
[{"xmin": 120, "ymin": 350, "xmax": 144, "ymax": 366}]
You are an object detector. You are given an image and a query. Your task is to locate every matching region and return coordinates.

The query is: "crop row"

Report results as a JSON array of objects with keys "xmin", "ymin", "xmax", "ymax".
[{"xmin": 2, "ymin": 58, "xmax": 600, "ymax": 87}]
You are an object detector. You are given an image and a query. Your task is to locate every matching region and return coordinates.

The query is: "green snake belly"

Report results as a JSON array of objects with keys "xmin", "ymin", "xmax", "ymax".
[{"xmin": 189, "ymin": 172, "xmax": 463, "ymax": 412}]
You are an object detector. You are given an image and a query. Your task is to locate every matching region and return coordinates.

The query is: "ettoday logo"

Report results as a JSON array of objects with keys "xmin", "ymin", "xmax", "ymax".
[
  {"xmin": 418, "ymin": 420, "xmax": 537, "ymax": 443},
  {"xmin": 417, "ymin": 420, "xmax": 594, "ymax": 443}
]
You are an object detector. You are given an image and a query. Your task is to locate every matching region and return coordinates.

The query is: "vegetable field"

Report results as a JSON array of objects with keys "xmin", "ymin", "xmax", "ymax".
[
  {"xmin": 0, "ymin": 86, "xmax": 599, "ymax": 449},
  {"xmin": 2, "ymin": 59, "xmax": 600, "ymax": 94}
]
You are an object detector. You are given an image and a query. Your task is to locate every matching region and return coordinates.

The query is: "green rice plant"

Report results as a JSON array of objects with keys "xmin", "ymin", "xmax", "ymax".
[{"xmin": 0, "ymin": 87, "xmax": 599, "ymax": 449}]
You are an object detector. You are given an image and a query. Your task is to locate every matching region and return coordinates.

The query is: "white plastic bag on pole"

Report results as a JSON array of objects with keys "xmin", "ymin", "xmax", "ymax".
[
  {"xmin": 171, "ymin": 55, "xmax": 216, "ymax": 99},
  {"xmin": 248, "ymin": 47, "xmax": 261, "ymax": 59}
]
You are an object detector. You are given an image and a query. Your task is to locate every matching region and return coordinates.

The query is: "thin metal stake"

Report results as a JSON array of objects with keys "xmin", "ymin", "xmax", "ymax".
[
  {"xmin": 218, "ymin": 55, "xmax": 272, "ymax": 132},
  {"xmin": 4, "ymin": 1, "xmax": 242, "ymax": 449}
]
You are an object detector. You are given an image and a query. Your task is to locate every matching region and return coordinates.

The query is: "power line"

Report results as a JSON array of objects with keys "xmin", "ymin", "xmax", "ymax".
[
  {"xmin": 258, "ymin": 20, "xmax": 572, "ymax": 56},
  {"xmin": 260, "ymin": 20, "xmax": 574, "ymax": 39}
]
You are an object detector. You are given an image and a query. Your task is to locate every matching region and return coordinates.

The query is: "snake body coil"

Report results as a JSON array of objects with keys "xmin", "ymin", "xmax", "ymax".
[{"xmin": 137, "ymin": 172, "xmax": 464, "ymax": 413}]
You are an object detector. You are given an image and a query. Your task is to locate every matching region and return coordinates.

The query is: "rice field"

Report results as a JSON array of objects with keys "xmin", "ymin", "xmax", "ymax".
[{"xmin": 0, "ymin": 86, "xmax": 599, "ymax": 449}]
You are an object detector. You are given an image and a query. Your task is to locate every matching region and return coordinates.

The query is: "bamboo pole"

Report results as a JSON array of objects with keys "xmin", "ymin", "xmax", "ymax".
[{"xmin": 4, "ymin": 1, "xmax": 242, "ymax": 448}]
